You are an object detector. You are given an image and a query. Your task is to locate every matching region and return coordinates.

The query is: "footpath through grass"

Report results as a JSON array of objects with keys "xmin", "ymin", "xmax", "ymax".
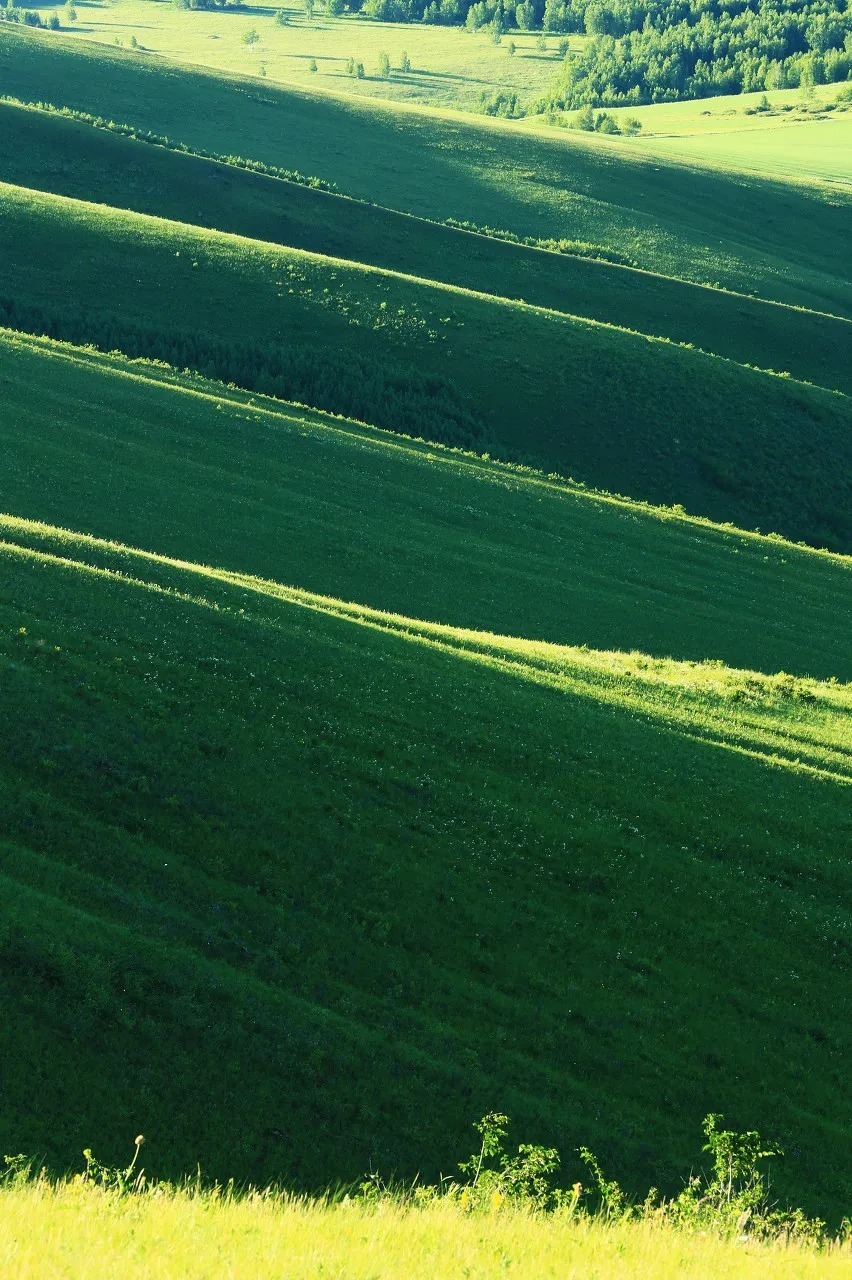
[{"xmin": 0, "ymin": 1181, "xmax": 849, "ymax": 1280}]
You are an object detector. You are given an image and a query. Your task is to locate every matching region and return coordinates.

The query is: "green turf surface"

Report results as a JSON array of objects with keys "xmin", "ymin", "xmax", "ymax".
[
  {"xmin": 1, "ymin": 508, "xmax": 849, "ymax": 1217},
  {"xmin": 3, "ymin": 184, "xmax": 851, "ymax": 549},
  {"xmin": 3, "ymin": 100, "xmax": 850, "ymax": 399},
  {"xmin": 2, "ymin": 332, "xmax": 849, "ymax": 679},
  {"xmin": 3, "ymin": 28, "xmax": 851, "ymax": 317}
]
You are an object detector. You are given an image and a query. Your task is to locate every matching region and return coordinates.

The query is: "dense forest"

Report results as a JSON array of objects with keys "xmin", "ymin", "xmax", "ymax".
[
  {"xmin": 547, "ymin": 0, "xmax": 852, "ymax": 107},
  {"xmin": 326, "ymin": 0, "xmax": 848, "ymax": 108}
]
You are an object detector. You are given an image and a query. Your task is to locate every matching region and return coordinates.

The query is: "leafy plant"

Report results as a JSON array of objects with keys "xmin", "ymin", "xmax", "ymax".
[
  {"xmin": 80, "ymin": 1136, "xmax": 147, "ymax": 1195},
  {"xmin": 456, "ymin": 1114, "xmax": 561, "ymax": 1209}
]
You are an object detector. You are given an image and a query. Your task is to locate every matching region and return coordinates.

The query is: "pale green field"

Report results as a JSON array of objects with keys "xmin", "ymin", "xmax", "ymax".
[
  {"xmin": 638, "ymin": 115, "xmax": 852, "ymax": 185},
  {"xmin": 1, "ymin": 1182, "xmax": 849, "ymax": 1280},
  {"xmin": 35, "ymin": 0, "xmax": 580, "ymax": 109},
  {"xmin": 523, "ymin": 85, "xmax": 852, "ymax": 184}
]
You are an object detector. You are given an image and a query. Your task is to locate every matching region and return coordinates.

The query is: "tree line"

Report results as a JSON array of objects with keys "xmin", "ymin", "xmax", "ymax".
[
  {"xmin": 544, "ymin": 0, "xmax": 852, "ymax": 108},
  {"xmin": 175, "ymin": 0, "xmax": 852, "ymax": 109}
]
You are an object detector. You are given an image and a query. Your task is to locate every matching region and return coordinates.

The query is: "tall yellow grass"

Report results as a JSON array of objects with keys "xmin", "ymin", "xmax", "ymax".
[{"xmin": 0, "ymin": 1180, "xmax": 848, "ymax": 1280}]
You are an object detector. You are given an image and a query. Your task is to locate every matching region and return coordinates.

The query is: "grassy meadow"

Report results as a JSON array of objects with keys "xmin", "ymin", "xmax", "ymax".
[
  {"xmin": 2, "ymin": 184, "xmax": 851, "ymax": 549},
  {"xmin": 1, "ymin": 505, "xmax": 851, "ymax": 1212},
  {"xmin": 0, "ymin": 8, "xmax": 850, "ymax": 1272},
  {"xmin": 4, "ymin": 98, "xmax": 852, "ymax": 403},
  {"xmin": 0, "ymin": 332, "xmax": 851, "ymax": 1220},
  {"xmin": 527, "ymin": 85, "xmax": 852, "ymax": 185},
  {"xmin": 2, "ymin": 331, "xmax": 850, "ymax": 678},
  {"xmin": 27, "ymin": 0, "xmax": 579, "ymax": 110},
  {"xmin": 640, "ymin": 113, "xmax": 852, "ymax": 185},
  {"xmin": 3, "ymin": 28, "xmax": 851, "ymax": 317},
  {"xmin": 1, "ymin": 1181, "xmax": 850, "ymax": 1280}
]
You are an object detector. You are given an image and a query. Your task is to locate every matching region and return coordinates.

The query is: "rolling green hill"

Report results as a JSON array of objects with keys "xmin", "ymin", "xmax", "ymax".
[
  {"xmin": 2, "ymin": 186, "xmax": 851, "ymax": 550},
  {"xmin": 1, "ymin": 503, "xmax": 850, "ymax": 1216},
  {"xmin": 3, "ymin": 99, "xmax": 850, "ymax": 399},
  {"xmin": 2, "ymin": 28, "xmax": 851, "ymax": 318},
  {"xmin": 2, "ymin": 331, "xmax": 850, "ymax": 678},
  {"xmin": 1, "ymin": 12, "xmax": 850, "ymax": 1245}
]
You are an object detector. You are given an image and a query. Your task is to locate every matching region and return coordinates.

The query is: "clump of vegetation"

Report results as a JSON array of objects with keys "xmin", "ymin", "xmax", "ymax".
[
  {"xmin": 475, "ymin": 89, "xmax": 524, "ymax": 117},
  {"xmin": 441, "ymin": 217, "xmax": 638, "ymax": 265},
  {"xmin": 572, "ymin": 105, "xmax": 642, "ymax": 134},
  {"xmin": 357, "ymin": 1112, "xmax": 838, "ymax": 1246}
]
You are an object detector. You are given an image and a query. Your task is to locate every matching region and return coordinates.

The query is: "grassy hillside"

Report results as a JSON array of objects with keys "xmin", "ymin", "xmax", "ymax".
[
  {"xmin": 1, "ymin": 507, "xmax": 850, "ymax": 1215},
  {"xmin": 0, "ymin": 11, "xmax": 850, "ymax": 1248},
  {"xmin": 1, "ymin": 1182, "xmax": 850, "ymax": 1279},
  {"xmin": 2, "ymin": 187, "xmax": 851, "ymax": 549},
  {"xmin": 3, "ymin": 100, "xmax": 851, "ymax": 400},
  {"xmin": 641, "ymin": 113, "xmax": 852, "ymax": 186},
  {"xmin": 26, "ymin": 0, "xmax": 577, "ymax": 111},
  {"xmin": 2, "ymin": 332, "xmax": 850, "ymax": 679},
  {"xmin": 544, "ymin": 85, "xmax": 852, "ymax": 186},
  {"xmin": 2, "ymin": 29, "xmax": 851, "ymax": 317}
]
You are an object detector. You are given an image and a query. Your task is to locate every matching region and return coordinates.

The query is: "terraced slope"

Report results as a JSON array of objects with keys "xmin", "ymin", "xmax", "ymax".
[
  {"xmin": 2, "ymin": 332, "xmax": 850, "ymax": 678},
  {"xmin": 2, "ymin": 190, "xmax": 851, "ymax": 550},
  {"xmin": 3, "ymin": 100, "xmax": 850, "ymax": 398},
  {"xmin": 2, "ymin": 28, "xmax": 851, "ymax": 317},
  {"xmin": 1, "ymin": 511, "xmax": 850, "ymax": 1219}
]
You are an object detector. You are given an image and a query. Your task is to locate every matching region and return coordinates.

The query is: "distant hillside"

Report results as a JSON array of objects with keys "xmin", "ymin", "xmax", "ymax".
[
  {"xmin": 2, "ymin": 28, "xmax": 851, "ymax": 318},
  {"xmin": 2, "ymin": 183, "xmax": 851, "ymax": 549},
  {"xmin": 3, "ymin": 100, "xmax": 850, "ymax": 398}
]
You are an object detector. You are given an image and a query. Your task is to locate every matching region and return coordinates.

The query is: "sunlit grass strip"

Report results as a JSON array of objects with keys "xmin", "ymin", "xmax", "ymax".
[
  {"xmin": 0, "ymin": 1180, "xmax": 849, "ymax": 1280},
  {"xmin": 1, "ymin": 515, "xmax": 850, "ymax": 783}
]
